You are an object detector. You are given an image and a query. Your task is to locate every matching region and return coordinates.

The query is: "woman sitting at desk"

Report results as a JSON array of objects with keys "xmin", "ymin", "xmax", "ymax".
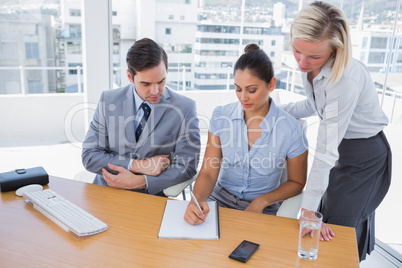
[{"xmin": 184, "ymin": 44, "xmax": 308, "ymax": 225}]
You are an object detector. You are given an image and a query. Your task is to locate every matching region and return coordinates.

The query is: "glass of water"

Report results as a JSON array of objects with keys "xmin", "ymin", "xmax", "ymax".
[{"xmin": 298, "ymin": 210, "xmax": 323, "ymax": 261}]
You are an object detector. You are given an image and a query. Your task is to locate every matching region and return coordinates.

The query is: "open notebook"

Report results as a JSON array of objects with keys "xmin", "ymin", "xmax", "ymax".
[{"xmin": 158, "ymin": 200, "xmax": 219, "ymax": 240}]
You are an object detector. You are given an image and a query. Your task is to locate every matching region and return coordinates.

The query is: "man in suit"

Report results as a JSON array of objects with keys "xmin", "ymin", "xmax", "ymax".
[{"xmin": 82, "ymin": 38, "xmax": 200, "ymax": 196}]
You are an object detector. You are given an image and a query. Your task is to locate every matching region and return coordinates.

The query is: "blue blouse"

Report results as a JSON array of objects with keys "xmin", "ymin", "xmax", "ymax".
[{"xmin": 209, "ymin": 98, "xmax": 308, "ymax": 201}]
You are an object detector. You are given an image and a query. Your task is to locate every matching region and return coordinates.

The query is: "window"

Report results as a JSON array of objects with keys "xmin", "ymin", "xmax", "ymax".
[
  {"xmin": 1, "ymin": 1, "xmax": 401, "ymax": 263},
  {"xmin": 360, "ymin": 52, "xmax": 366, "ymax": 62},
  {"xmin": 198, "ymin": 38, "xmax": 239, "ymax": 45},
  {"xmin": 25, "ymin": 42, "xmax": 39, "ymax": 59},
  {"xmin": 69, "ymin": 9, "xmax": 81, "ymax": 17},
  {"xmin": 371, "ymin": 37, "xmax": 388, "ymax": 49},
  {"xmin": 398, "ymin": 53, "xmax": 402, "ymax": 63},
  {"xmin": 270, "ymin": 51, "xmax": 275, "ymax": 57},
  {"xmin": 27, "ymin": 80, "xmax": 41, "ymax": 94},
  {"xmin": 66, "ymin": 41, "xmax": 82, "ymax": 54},
  {"xmin": 368, "ymin": 52, "xmax": 386, "ymax": 64},
  {"xmin": 113, "ymin": 28, "xmax": 120, "ymax": 42},
  {"xmin": 243, "ymin": 27, "xmax": 280, "ymax": 35},
  {"xmin": 24, "ymin": 35, "xmax": 39, "ymax": 59},
  {"xmin": 113, "ymin": 43, "xmax": 119, "ymax": 55},
  {"xmin": 362, "ymin": 36, "xmax": 368, "ymax": 49},
  {"xmin": 197, "ymin": 25, "xmax": 240, "ymax": 34},
  {"xmin": 0, "ymin": 34, "xmax": 18, "ymax": 60},
  {"xmin": 68, "ymin": 63, "xmax": 83, "ymax": 75},
  {"xmin": 69, "ymin": 25, "xmax": 82, "ymax": 38},
  {"xmin": 0, "ymin": 80, "xmax": 20, "ymax": 94},
  {"xmin": 196, "ymin": 50, "xmax": 239, "ymax": 57},
  {"xmin": 169, "ymin": 15, "xmax": 174, "ymax": 20},
  {"xmin": 243, "ymin": 39, "xmax": 263, "ymax": 45}
]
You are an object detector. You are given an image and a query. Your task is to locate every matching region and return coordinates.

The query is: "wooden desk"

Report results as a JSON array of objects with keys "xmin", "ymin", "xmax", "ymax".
[{"xmin": 0, "ymin": 177, "xmax": 359, "ymax": 267}]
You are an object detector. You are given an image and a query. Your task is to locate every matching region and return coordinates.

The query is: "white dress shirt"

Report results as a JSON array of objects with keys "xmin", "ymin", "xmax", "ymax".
[
  {"xmin": 281, "ymin": 58, "xmax": 388, "ymax": 210},
  {"xmin": 127, "ymin": 87, "xmax": 154, "ymax": 189}
]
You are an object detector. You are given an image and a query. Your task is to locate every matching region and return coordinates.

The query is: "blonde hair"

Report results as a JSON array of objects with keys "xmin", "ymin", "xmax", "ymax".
[{"xmin": 290, "ymin": 1, "xmax": 351, "ymax": 85}]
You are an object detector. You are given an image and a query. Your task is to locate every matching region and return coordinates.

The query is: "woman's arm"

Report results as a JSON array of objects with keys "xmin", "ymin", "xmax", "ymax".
[
  {"xmin": 245, "ymin": 150, "xmax": 308, "ymax": 213},
  {"xmin": 184, "ymin": 131, "xmax": 223, "ymax": 225},
  {"xmin": 280, "ymin": 98, "xmax": 316, "ymax": 119}
]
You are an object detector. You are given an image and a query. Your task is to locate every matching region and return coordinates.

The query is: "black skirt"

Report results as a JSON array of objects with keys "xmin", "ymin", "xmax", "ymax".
[{"xmin": 319, "ymin": 131, "xmax": 392, "ymax": 262}]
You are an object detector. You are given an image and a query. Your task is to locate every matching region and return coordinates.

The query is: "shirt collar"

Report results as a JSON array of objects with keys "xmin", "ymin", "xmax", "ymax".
[
  {"xmin": 229, "ymin": 97, "xmax": 279, "ymax": 126},
  {"xmin": 132, "ymin": 85, "xmax": 153, "ymax": 111},
  {"xmin": 304, "ymin": 58, "xmax": 333, "ymax": 82}
]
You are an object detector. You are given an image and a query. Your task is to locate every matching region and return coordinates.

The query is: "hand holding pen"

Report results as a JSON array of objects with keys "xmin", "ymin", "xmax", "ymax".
[{"xmin": 183, "ymin": 191, "xmax": 210, "ymax": 225}]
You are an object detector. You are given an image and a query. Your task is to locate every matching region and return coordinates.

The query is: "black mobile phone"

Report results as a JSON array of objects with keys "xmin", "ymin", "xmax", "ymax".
[{"xmin": 229, "ymin": 240, "xmax": 260, "ymax": 263}]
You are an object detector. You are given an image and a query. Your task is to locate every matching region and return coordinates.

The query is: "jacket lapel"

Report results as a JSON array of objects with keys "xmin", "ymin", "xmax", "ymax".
[
  {"xmin": 123, "ymin": 85, "xmax": 137, "ymax": 148},
  {"xmin": 133, "ymin": 88, "xmax": 171, "ymax": 153}
]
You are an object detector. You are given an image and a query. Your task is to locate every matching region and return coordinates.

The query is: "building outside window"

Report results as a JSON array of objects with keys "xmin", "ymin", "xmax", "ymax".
[
  {"xmin": 25, "ymin": 42, "xmax": 39, "ymax": 59},
  {"xmin": 27, "ymin": 80, "xmax": 41, "ymax": 94},
  {"xmin": 371, "ymin": 36, "xmax": 388, "ymax": 49},
  {"xmin": 0, "ymin": 1, "xmax": 401, "ymax": 265},
  {"xmin": 68, "ymin": 63, "xmax": 83, "ymax": 75},
  {"xmin": 69, "ymin": 9, "xmax": 81, "ymax": 17},
  {"xmin": 0, "ymin": 34, "xmax": 18, "ymax": 60}
]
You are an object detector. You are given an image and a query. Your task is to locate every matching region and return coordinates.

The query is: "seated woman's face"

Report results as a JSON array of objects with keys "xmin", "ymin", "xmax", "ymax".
[{"xmin": 234, "ymin": 68, "xmax": 274, "ymax": 114}]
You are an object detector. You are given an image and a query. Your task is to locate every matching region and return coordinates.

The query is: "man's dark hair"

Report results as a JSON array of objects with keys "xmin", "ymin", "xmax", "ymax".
[{"xmin": 126, "ymin": 38, "xmax": 168, "ymax": 77}]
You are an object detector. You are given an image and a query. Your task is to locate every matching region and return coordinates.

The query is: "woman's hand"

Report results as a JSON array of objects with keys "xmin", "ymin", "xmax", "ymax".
[
  {"xmin": 183, "ymin": 202, "xmax": 210, "ymax": 225},
  {"xmin": 244, "ymin": 197, "xmax": 267, "ymax": 213},
  {"xmin": 320, "ymin": 222, "xmax": 335, "ymax": 241},
  {"xmin": 298, "ymin": 209, "xmax": 335, "ymax": 241}
]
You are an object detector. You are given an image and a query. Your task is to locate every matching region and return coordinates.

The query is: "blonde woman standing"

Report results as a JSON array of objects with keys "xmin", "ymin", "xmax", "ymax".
[{"xmin": 282, "ymin": 1, "xmax": 392, "ymax": 261}]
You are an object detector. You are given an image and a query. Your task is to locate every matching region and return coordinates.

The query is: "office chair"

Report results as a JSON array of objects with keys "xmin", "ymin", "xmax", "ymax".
[
  {"xmin": 276, "ymin": 118, "xmax": 306, "ymax": 219},
  {"xmin": 163, "ymin": 171, "xmax": 199, "ymax": 199},
  {"xmin": 276, "ymin": 163, "xmax": 304, "ymax": 219}
]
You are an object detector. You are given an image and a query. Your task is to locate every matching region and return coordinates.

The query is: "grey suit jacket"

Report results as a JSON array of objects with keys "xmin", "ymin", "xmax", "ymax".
[{"xmin": 81, "ymin": 84, "xmax": 200, "ymax": 194}]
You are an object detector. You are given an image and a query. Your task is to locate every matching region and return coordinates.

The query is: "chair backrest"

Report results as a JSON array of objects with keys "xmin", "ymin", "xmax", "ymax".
[
  {"xmin": 163, "ymin": 171, "xmax": 198, "ymax": 198},
  {"xmin": 276, "ymin": 192, "xmax": 304, "ymax": 219},
  {"xmin": 276, "ymin": 118, "xmax": 306, "ymax": 219},
  {"xmin": 277, "ymin": 162, "xmax": 304, "ymax": 219}
]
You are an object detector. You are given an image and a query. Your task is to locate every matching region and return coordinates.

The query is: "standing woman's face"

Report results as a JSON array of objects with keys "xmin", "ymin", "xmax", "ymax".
[
  {"xmin": 292, "ymin": 38, "xmax": 333, "ymax": 79},
  {"xmin": 234, "ymin": 68, "xmax": 275, "ymax": 114}
]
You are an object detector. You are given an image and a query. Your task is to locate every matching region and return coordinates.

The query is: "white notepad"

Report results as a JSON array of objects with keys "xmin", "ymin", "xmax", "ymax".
[{"xmin": 158, "ymin": 200, "xmax": 220, "ymax": 240}]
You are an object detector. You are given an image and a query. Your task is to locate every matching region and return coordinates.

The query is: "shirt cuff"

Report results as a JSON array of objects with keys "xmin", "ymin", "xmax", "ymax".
[
  {"xmin": 301, "ymin": 193, "xmax": 322, "ymax": 212},
  {"xmin": 128, "ymin": 159, "xmax": 148, "ymax": 190},
  {"xmin": 143, "ymin": 175, "xmax": 149, "ymax": 190},
  {"xmin": 127, "ymin": 158, "xmax": 134, "ymax": 171}
]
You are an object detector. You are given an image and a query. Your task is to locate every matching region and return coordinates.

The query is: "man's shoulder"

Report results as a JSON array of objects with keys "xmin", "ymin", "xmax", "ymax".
[
  {"xmin": 102, "ymin": 85, "xmax": 131, "ymax": 100},
  {"xmin": 165, "ymin": 88, "xmax": 195, "ymax": 106}
]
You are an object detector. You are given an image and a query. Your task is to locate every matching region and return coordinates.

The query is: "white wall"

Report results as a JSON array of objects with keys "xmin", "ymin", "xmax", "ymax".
[
  {"xmin": 0, "ymin": 89, "xmax": 306, "ymax": 147},
  {"xmin": 0, "ymin": 94, "xmax": 86, "ymax": 146}
]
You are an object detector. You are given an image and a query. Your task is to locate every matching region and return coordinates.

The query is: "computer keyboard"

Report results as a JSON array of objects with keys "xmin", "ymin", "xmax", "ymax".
[{"xmin": 23, "ymin": 189, "xmax": 108, "ymax": 238}]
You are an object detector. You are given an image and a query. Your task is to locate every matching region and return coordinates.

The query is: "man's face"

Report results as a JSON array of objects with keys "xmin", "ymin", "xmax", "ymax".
[{"xmin": 127, "ymin": 61, "xmax": 167, "ymax": 104}]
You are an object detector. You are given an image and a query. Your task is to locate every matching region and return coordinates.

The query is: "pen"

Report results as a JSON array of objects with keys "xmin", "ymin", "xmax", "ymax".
[{"xmin": 190, "ymin": 191, "xmax": 203, "ymax": 213}]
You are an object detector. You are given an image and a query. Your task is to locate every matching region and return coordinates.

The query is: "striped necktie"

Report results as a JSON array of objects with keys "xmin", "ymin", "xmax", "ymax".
[{"xmin": 135, "ymin": 102, "xmax": 151, "ymax": 142}]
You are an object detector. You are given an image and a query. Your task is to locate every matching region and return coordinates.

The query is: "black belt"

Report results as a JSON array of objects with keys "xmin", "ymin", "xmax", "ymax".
[{"xmin": 218, "ymin": 183, "xmax": 250, "ymax": 203}]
